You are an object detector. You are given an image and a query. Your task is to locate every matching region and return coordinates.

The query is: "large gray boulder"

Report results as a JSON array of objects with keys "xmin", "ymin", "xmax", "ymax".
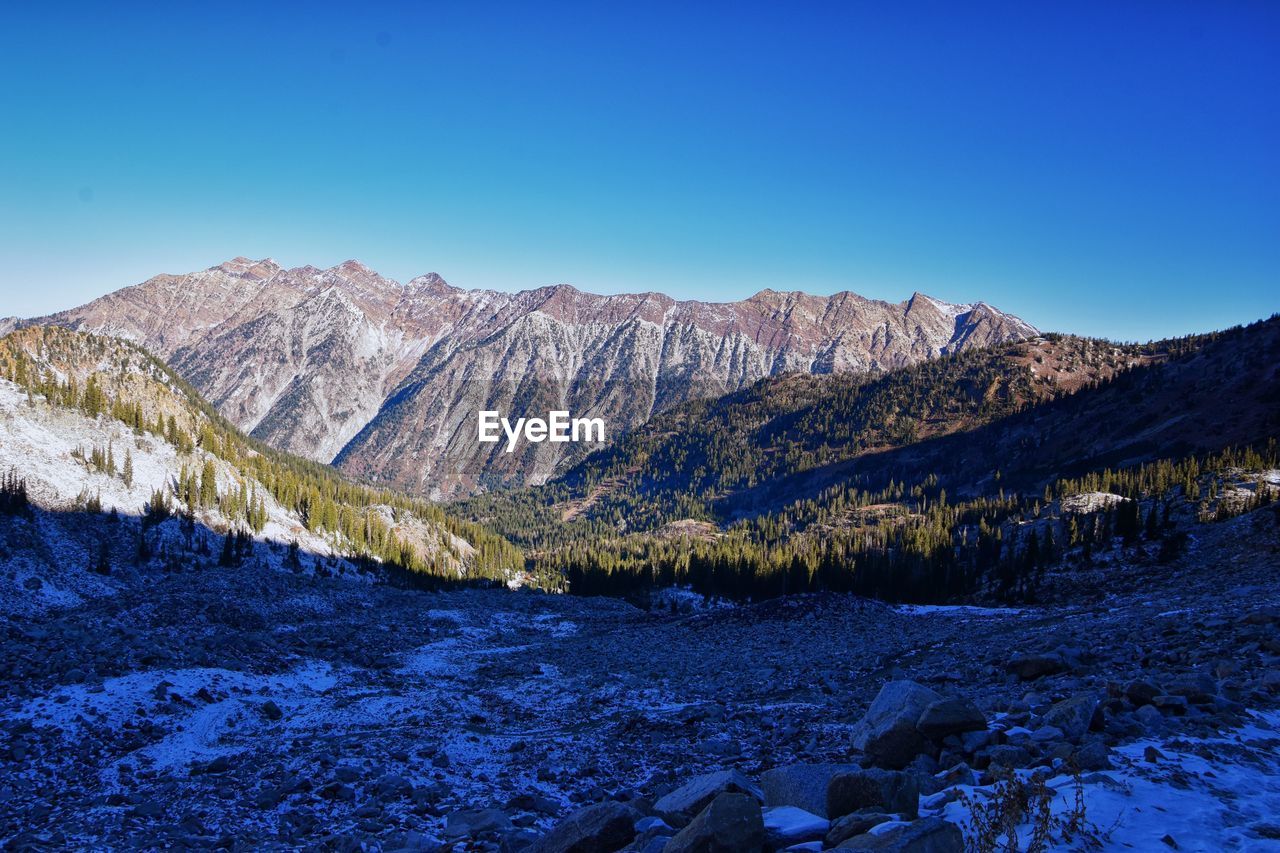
[
  {"xmin": 1042, "ymin": 694, "xmax": 1100, "ymax": 742},
  {"xmin": 827, "ymin": 769, "xmax": 920, "ymax": 820},
  {"xmin": 654, "ymin": 769, "xmax": 762, "ymax": 828},
  {"xmin": 531, "ymin": 801, "xmax": 640, "ymax": 853},
  {"xmin": 663, "ymin": 792, "xmax": 764, "ymax": 853},
  {"xmin": 852, "ymin": 681, "xmax": 942, "ymax": 769},
  {"xmin": 834, "ymin": 817, "xmax": 964, "ymax": 851},
  {"xmin": 761, "ymin": 763, "xmax": 860, "ymax": 817},
  {"xmin": 915, "ymin": 697, "xmax": 985, "ymax": 740}
]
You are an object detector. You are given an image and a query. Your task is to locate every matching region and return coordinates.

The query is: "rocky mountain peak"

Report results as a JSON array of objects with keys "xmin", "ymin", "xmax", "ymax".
[
  {"xmin": 213, "ymin": 257, "xmax": 282, "ymax": 280},
  {"xmin": 27, "ymin": 260, "xmax": 1039, "ymax": 498}
]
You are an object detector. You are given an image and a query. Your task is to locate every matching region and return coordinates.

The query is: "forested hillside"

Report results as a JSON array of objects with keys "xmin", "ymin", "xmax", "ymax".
[
  {"xmin": 0, "ymin": 327, "xmax": 523, "ymax": 586},
  {"xmin": 457, "ymin": 318, "xmax": 1280, "ymax": 602}
]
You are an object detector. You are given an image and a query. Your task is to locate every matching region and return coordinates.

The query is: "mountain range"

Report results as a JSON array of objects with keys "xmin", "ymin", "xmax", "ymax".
[{"xmin": 8, "ymin": 258, "xmax": 1038, "ymax": 499}]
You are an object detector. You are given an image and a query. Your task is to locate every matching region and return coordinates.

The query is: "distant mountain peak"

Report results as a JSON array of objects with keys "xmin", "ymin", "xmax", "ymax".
[
  {"xmin": 27, "ymin": 259, "xmax": 1040, "ymax": 498},
  {"xmin": 213, "ymin": 257, "xmax": 281, "ymax": 279}
]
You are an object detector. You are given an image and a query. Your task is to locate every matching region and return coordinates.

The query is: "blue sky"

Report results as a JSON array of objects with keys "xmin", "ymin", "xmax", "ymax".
[{"xmin": 1, "ymin": 2, "xmax": 1276, "ymax": 340}]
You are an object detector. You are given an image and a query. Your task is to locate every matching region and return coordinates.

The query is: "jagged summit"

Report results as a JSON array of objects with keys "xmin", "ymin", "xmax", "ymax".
[{"xmin": 25, "ymin": 260, "xmax": 1038, "ymax": 498}]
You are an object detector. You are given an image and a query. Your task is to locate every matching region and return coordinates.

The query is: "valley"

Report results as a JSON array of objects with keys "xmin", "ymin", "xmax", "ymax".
[
  {"xmin": 2, "ymin": 503, "xmax": 1277, "ymax": 850},
  {"xmin": 1, "ymin": 279, "xmax": 1277, "ymax": 851}
]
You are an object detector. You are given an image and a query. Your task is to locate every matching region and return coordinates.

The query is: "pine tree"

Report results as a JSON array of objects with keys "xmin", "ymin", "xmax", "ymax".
[
  {"xmin": 122, "ymin": 449, "xmax": 134, "ymax": 488},
  {"xmin": 200, "ymin": 460, "xmax": 218, "ymax": 509}
]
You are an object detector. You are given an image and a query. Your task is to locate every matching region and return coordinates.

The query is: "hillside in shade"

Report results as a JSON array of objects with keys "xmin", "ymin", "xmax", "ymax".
[{"xmin": 0, "ymin": 326, "xmax": 523, "ymax": 616}]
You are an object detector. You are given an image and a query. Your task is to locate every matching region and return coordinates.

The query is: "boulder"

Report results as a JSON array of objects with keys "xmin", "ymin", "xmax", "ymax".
[
  {"xmin": 834, "ymin": 817, "xmax": 964, "ymax": 851},
  {"xmin": 1042, "ymin": 695, "xmax": 1100, "ymax": 742},
  {"xmin": 444, "ymin": 808, "xmax": 512, "ymax": 838},
  {"xmin": 915, "ymin": 698, "xmax": 985, "ymax": 740},
  {"xmin": 663, "ymin": 792, "xmax": 764, "ymax": 853},
  {"xmin": 1153, "ymin": 695, "xmax": 1189, "ymax": 713},
  {"xmin": 1167, "ymin": 674, "xmax": 1218, "ymax": 705},
  {"xmin": 531, "ymin": 801, "xmax": 640, "ymax": 853},
  {"xmin": 1007, "ymin": 654, "xmax": 1065, "ymax": 681},
  {"xmin": 654, "ymin": 769, "xmax": 762, "ymax": 828},
  {"xmin": 982, "ymin": 744, "xmax": 1031, "ymax": 771},
  {"xmin": 1123, "ymin": 680, "xmax": 1161, "ymax": 707},
  {"xmin": 827, "ymin": 812, "xmax": 895, "ymax": 847},
  {"xmin": 1073, "ymin": 740, "xmax": 1112, "ymax": 771},
  {"xmin": 761, "ymin": 805, "xmax": 828, "ymax": 848},
  {"xmin": 761, "ymin": 763, "xmax": 859, "ymax": 817},
  {"xmin": 852, "ymin": 681, "xmax": 942, "ymax": 769},
  {"xmin": 827, "ymin": 769, "xmax": 919, "ymax": 820}
]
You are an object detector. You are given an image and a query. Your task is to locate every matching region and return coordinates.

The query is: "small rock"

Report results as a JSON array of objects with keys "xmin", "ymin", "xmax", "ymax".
[{"xmin": 128, "ymin": 800, "xmax": 164, "ymax": 819}]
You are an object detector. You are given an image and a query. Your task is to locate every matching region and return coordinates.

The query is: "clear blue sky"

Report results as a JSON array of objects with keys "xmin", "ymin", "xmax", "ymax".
[{"xmin": 1, "ymin": 2, "xmax": 1276, "ymax": 340}]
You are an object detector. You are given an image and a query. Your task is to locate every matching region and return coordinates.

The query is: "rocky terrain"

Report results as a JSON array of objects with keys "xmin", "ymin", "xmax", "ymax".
[
  {"xmin": 17, "ymin": 258, "xmax": 1036, "ymax": 498},
  {"xmin": 2, "ymin": 498, "xmax": 1277, "ymax": 850}
]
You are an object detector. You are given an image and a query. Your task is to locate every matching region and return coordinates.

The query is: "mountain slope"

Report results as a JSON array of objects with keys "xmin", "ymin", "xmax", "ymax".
[
  {"xmin": 32, "ymin": 259, "xmax": 1037, "ymax": 498},
  {"xmin": 459, "ymin": 316, "xmax": 1279, "ymax": 554},
  {"xmin": 0, "ymin": 327, "xmax": 523, "ymax": 614},
  {"xmin": 450, "ymin": 317, "xmax": 1279, "ymax": 605}
]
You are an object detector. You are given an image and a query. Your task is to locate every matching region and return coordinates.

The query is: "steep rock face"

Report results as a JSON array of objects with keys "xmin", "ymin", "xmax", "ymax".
[{"xmin": 33, "ymin": 259, "xmax": 1037, "ymax": 498}]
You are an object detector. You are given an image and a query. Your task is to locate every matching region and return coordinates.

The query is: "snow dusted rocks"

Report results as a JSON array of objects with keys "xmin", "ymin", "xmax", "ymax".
[
  {"xmin": 2, "ymin": 507, "xmax": 1279, "ymax": 849},
  {"xmin": 761, "ymin": 804, "xmax": 829, "ymax": 847}
]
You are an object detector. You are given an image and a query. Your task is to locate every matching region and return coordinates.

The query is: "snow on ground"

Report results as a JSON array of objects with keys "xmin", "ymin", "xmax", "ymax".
[
  {"xmin": 892, "ymin": 603, "xmax": 1029, "ymax": 617},
  {"xmin": 0, "ymin": 378, "xmax": 387, "ymax": 616},
  {"xmin": 934, "ymin": 709, "xmax": 1280, "ymax": 851},
  {"xmin": 0, "ymin": 380, "xmax": 176, "ymax": 515},
  {"xmin": 13, "ymin": 661, "xmax": 339, "ymax": 786},
  {"xmin": 650, "ymin": 585, "xmax": 736, "ymax": 614}
]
